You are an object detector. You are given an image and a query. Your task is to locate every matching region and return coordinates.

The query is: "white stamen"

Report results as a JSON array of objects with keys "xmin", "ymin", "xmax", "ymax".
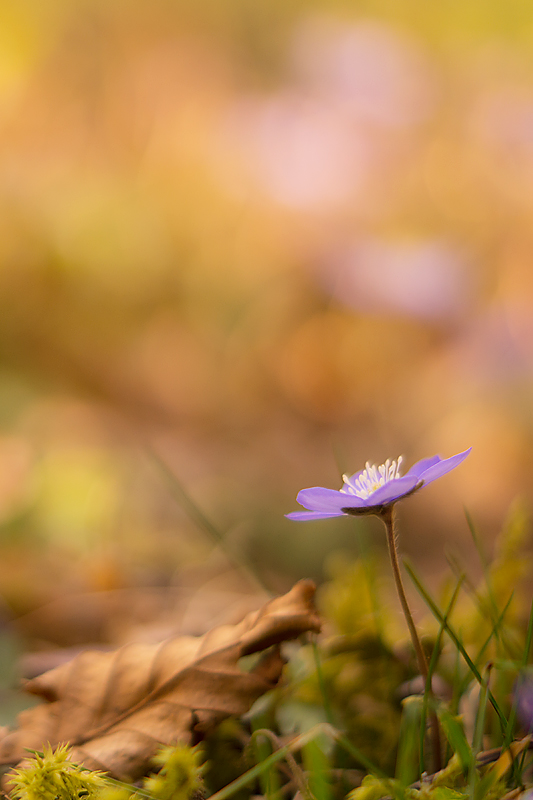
[{"xmin": 341, "ymin": 456, "xmax": 403, "ymax": 500}]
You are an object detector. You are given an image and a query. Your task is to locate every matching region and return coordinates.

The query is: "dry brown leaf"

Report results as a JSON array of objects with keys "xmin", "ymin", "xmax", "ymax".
[{"xmin": 0, "ymin": 580, "xmax": 320, "ymax": 782}]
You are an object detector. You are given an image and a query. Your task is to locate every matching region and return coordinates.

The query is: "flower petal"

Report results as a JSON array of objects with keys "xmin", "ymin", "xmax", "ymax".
[
  {"xmin": 285, "ymin": 510, "xmax": 346, "ymax": 521},
  {"xmin": 361, "ymin": 475, "xmax": 420, "ymax": 507},
  {"xmin": 405, "ymin": 455, "xmax": 441, "ymax": 478},
  {"xmin": 296, "ymin": 487, "xmax": 365, "ymax": 512},
  {"xmin": 416, "ymin": 447, "xmax": 472, "ymax": 486}
]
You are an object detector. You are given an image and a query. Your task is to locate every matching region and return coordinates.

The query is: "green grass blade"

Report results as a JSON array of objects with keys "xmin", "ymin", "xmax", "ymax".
[
  {"xmin": 503, "ymin": 595, "xmax": 533, "ymax": 755},
  {"xmin": 516, "ymin": 597, "xmax": 533, "ymax": 778},
  {"xmin": 208, "ymin": 730, "xmax": 313, "ymax": 800},
  {"xmin": 251, "ymin": 731, "xmax": 283, "ymax": 800},
  {"xmin": 404, "ymin": 561, "xmax": 507, "ymax": 734},
  {"xmin": 103, "ymin": 777, "xmax": 153, "ymax": 799},
  {"xmin": 522, "ymin": 595, "xmax": 533, "ymax": 667},
  {"xmin": 333, "ymin": 731, "xmax": 388, "ymax": 779},
  {"xmin": 463, "ymin": 509, "xmax": 501, "ymax": 641},
  {"xmin": 464, "ymin": 509, "xmax": 489, "ymax": 572},
  {"xmin": 447, "ymin": 551, "xmax": 518, "ymax": 660},
  {"xmin": 303, "ymin": 739, "xmax": 332, "ymax": 800},
  {"xmin": 396, "ymin": 696, "xmax": 422, "ymax": 786},
  {"xmin": 456, "ymin": 593, "xmax": 514, "ymax": 701},
  {"xmin": 463, "ymin": 509, "xmax": 522, "ymax": 660},
  {"xmin": 472, "ymin": 665, "xmax": 492, "ymax": 754},
  {"xmin": 148, "ymin": 448, "xmax": 267, "ymax": 593},
  {"xmin": 208, "ymin": 725, "xmax": 391, "ymax": 800},
  {"xmin": 468, "ymin": 665, "xmax": 491, "ymax": 800},
  {"xmin": 420, "ymin": 575, "xmax": 464, "ymax": 772},
  {"xmin": 437, "ymin": 707, "xmax": 474, "ymax": 772}
]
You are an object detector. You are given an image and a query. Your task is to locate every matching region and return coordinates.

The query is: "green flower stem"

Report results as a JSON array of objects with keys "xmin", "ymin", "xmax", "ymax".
[{"xmin": 380, "ymin": 505, "xmax": 442, "ymax": 774}]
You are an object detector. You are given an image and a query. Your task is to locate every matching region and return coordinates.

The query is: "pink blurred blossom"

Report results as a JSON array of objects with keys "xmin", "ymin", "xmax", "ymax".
[
  {"xmin": 290, "ymin": 17, "xmax": 435, "ymax": 127},
  {"xmin": 316, "ymin": 237, "xmax": 471, "ymax": 321},
  {"xmin": 215, "ymin": 18, "xmax": 435, "ymax": 210},
  {"xmin": 229, "ymin": 93, "xmax": 372, "ymax": 208}
]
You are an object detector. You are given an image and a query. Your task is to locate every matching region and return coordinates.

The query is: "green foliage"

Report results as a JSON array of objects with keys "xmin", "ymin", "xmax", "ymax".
[
  {"xmin": 9, "ymin": 742, "xmax": 208, "ymax": 800},
  {"xmin": 274, "ymin": 633, "xmax": 407, "ymax": 774},
  {"xmin": 437, "ymin": 712, "xmax": 472, "ymax": 772},
  {"xmin": 9, "ymin": 744, "xmax": 105, "ymax": 800},
  {"xmin": 7, "ymin": 506, "xmax": 533, "ymax": 800},
  {"xmin": 348, "ymin": 773, "xmax": 393, "ymax": 800},
  {"xmin": 97, "ymin": 788, "xmax": 136, "ymax": 800},
  {"xmin": 303, "ymin": 738, "xmax": 332, "ymax": 800},
  {"xmin": 203, "ymin": 719, "xmax": 251, "ymax": 799},
  {"xmin": 306, "ymin": 558, "xmax": 411, "ymax": 773},
  {"xmin": 319, "ymin": 557, "xmax": 385, "ymax": 639},
  {"xmin": 346, "ymin": 745, "xmax": 518, "ymax": 800},
  {"xmin": 8, "ymin": 742, "xmax": 207, "ymax": 800},
  {"xmin": 143, "ymin": 743, "xmax": 205, "ymax": 800}
]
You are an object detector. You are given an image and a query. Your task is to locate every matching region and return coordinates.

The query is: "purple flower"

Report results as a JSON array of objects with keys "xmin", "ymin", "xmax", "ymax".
[{"xmin": 286, "ymin": 448, "xmax": 471, "ymax": 520}]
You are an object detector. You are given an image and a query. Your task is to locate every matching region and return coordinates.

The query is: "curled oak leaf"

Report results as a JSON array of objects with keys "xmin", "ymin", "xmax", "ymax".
[{"xmin": 0, "ymin": 580, "xmax": 320, "ymax": 784}]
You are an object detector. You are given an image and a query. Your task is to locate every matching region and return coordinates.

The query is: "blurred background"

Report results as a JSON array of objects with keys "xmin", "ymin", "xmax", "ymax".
[{"xmin": 0, "ymin": 0, "xmax": 531, "ymax": 649}]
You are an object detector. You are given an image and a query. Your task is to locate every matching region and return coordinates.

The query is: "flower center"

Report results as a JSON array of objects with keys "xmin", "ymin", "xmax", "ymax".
[{"xmin": 341, "ymin": 457, "xmax": 403, "ymax": 500}]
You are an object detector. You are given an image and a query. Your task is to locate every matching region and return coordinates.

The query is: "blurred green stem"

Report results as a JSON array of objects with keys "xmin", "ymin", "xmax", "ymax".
[
  {"xmin": 148, "ymin": 447, "xmax": 269, "ymax": 594},
  {"xmin": 311, "ymin": 636, "xmax": 334, "ymax": 726},
  {"xmin": 380, "ymin": 505, "xmax": 441, "ymax": 773}
]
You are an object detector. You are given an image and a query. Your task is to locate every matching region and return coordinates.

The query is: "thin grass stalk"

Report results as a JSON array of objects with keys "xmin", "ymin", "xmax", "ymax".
[
  {"xmin": 208, "ymin": 724, "xmax": 394, "ymax": 800},
  {"xmin": 464, "ymin": 510, "xmax": 500, "ymax": 623},
  {"xmin": 380, "ymin": 506, "xmax": 441, "ymax": 774},
  {"xmin": 468, "ymin": 664, "xmax": 492, "ymax": 800},
  {"xmin": 456, "ymin": 594, "xmax": 514, "ymax": 702},
  {"xmin": 251, "ymin": 729, "xmax": 307, "ymax": 799},
  {"xmin": 149, "ymin": 448, "xmax": 268, "ymax": 594},
  {"xmin": 507, "ymin": 595, "xmax": 533, "ymax": 783},
  {"xmin": 102, "ymin": 777, "xmax": 153, "ymax": 799},
  {"xmin": 464, "ymin": 510, "xmax": 524, "ymax": 660},
  {"xmin": 303, "ymin": 739, "xmax": 332, "ymax": 800},
  {"xmin": 447, "ymin": 553, "xmax": 519, "ymax": 661},
  {"xmin": 419, "ymin": 575, "xmax": 464, "ymax": 774},
  {"xmin": 404, "ymin": 560, "xmax": 508, "ymax": 733}
]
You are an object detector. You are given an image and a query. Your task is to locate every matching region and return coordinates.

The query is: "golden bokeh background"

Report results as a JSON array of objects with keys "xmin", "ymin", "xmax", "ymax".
[{"xmin": 0, "ymin": 0, "xmax": 532, "ymax": 615}]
